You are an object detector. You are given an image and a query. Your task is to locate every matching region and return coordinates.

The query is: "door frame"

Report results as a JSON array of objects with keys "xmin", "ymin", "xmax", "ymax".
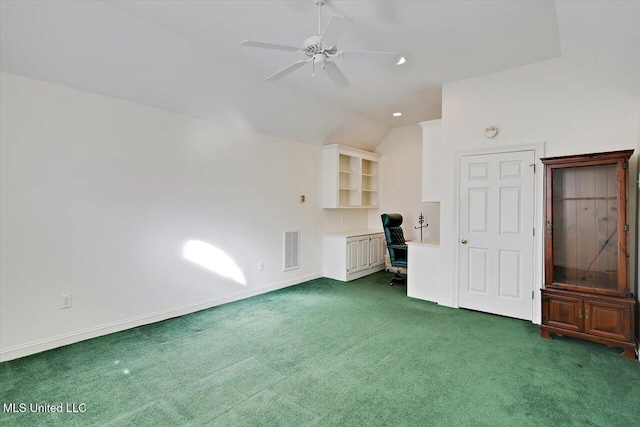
[{"xmin": 453, "ymin": 143, "xmax": 545, "ymax": 324}]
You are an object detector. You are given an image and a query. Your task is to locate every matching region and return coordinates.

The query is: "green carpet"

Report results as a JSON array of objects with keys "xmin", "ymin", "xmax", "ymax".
[{"xmin": 1, "ymin": 272, "xmax": 639, "ymax": 426}]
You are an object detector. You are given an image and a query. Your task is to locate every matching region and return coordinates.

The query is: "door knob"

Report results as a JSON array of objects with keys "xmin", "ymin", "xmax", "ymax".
[{"xmin": 461, "ymin": 239, "xmax": 468, "ymax": 244}]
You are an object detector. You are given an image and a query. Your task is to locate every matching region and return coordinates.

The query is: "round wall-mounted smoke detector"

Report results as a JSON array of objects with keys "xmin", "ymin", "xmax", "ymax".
[{"xmin": 484, "ymin": 126, "xmax": 499, "ymax": 138}]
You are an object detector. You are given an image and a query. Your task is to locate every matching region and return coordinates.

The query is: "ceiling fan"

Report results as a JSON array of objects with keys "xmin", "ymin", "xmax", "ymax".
[{"xmin": 241, "ymin": 0, "xmax": 404, "ymax": 89}]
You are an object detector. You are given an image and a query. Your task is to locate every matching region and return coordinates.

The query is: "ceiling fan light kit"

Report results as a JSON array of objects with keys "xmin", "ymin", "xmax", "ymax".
[{"xmin": 241, "ymin": 0, "xmax": 403, "ymax": 88}]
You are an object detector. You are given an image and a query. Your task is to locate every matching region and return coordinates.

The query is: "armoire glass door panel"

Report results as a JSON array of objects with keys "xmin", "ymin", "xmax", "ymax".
[{"xmin": 551, "ymin": 164, "xmax": 618, "ymax": 291}]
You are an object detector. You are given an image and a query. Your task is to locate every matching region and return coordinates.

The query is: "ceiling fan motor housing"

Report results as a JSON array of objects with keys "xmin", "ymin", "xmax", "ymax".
[{"xmin": 303, "ymin": 36, "xmax": 337, "ymax": 59}]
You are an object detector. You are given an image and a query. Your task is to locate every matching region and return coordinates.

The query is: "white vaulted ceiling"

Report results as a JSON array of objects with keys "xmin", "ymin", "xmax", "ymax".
[{"xmin": 1, "ymin": 1, "xmax": 638, "ymax": 149}]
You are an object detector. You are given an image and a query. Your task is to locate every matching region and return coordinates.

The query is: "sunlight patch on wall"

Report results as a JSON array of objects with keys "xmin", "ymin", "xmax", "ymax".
[{"xmin": 183, "ymin": 240, "xmax": 246, "ymax": 285}]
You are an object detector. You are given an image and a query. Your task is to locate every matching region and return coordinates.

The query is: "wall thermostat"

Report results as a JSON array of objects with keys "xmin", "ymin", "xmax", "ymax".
[{"xmin": 484, "ymin": 126, "xmax": 498, "ymax": 138}]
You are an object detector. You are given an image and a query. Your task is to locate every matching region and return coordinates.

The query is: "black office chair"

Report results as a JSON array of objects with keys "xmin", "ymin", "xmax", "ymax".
[{"xmin": 381, "ymin": 213, "xmax": 407, "ymax": 286}]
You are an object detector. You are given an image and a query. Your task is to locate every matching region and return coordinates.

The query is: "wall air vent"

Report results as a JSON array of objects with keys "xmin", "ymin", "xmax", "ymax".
[{"xmin": 283, "ymin": 230, "xmax": 300, "ymax": 271}]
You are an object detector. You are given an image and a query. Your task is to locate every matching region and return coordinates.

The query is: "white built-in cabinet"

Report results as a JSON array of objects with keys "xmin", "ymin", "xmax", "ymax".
[
  {"xmin": 323, "ymin": 230, "xmax": 386, "ymax": 281},
  {"xmin": 322, "ymin": 144, "xmax": 381, "ymax": 208},
  {"xmin": 419, "ymin": 119, "xmax": 442, "ymax": 202}
]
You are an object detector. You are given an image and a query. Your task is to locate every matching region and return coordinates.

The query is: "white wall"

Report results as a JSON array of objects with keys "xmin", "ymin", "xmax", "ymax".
[
  {"xmin": 323, "ymin": 209, "xmax": 370, "ymax": 233},
  {"xmin": 0, "ymin": 72, "xmax": 346, "ymax": 361},
  {"xmin": 367, "ymin": 124, "xmax": 440, "ymax": 242},
  {"xmin": 0, "ymin": 0, "xmax": 391, "ymax": 150},
  {"xmin": 637, "ymin": 156, "xmax": 640, "ymax": 296},
  {"xmin": 425, "ymin": 57, "xmax": 640, "ymax": 320}
]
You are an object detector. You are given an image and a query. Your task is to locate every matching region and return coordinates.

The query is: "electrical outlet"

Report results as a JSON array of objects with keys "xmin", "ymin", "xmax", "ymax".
[
  {"xmin": 61, "ymin": 294, "xmax": 72, "ymax": 309},
  {"xmin": 259, "ymin": 262, "xmax": 265, "ymax": 272}
]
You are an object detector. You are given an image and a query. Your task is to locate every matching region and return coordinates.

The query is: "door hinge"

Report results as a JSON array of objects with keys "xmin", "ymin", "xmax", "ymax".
[
  {"xmin": 627, "ymin": 307, "xmax": 633, "ymax": 318},
  {"xmin": 623, "ymin": 161, "xmax": 628, "ymax": 169},
  {"xmin": 625, "ymin": 287, "xmax": 630, "ymax": 297},
  {"xmin": 532, "ymin": 291, "xmax": 535, "ymax": 299},
  {"xmin": 533, "ymin": 228, "xmax": 535, "ymax": 236},
  {"xmin": 529, "ymin": 163, "xmax": 536, "ymax": 173},
  {"xmin": 623, "ymin": 224, "xmax": 629, "ymax": 232}
]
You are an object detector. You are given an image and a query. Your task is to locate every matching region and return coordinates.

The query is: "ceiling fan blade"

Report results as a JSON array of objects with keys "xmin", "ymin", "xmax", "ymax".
[
  {"xmin": 265, "ymin": 60, "xmax": 308, "ymax": 82},
  {"xmin": 323, "ymin": 62, "xmax": 350, "ymax": 89},
  {"xmin": 241, "ymin": 40, "xmax": 300, "ymax": 52},
  {"xmin": 319, "ymin": 15, "xmax": 353, "ymax": 47},
  {"xmin": 338, "ymin": 50, "xmax": 403, "ymax": 66}
]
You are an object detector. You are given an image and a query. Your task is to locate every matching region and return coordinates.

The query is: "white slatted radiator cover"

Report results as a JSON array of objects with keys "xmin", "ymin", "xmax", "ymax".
[{"xmin": 283, "ymin": 230, "xmax": 300, "ymax": 271}]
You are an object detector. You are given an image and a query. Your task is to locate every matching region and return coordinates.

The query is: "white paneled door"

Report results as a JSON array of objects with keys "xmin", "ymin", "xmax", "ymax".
[{"xmin": 459, "ymin": 150, "xmax": 535, "ymax": 320}]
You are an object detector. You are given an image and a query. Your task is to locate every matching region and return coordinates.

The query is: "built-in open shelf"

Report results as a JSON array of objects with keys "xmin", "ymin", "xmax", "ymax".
[{"xmin": 323, "ymin": 145, "xmax": 381, "ymax": 209}]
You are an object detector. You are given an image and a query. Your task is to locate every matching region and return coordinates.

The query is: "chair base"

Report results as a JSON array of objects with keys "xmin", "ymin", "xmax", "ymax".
[{"xmin": 390, "ymin": 271, "xmax": 407, "ymax": 286}]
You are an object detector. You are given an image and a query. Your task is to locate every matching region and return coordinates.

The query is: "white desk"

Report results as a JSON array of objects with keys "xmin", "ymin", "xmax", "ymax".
[{"xmin": 406, "ymin": 239, "xmax": 441, "ymax": 303}]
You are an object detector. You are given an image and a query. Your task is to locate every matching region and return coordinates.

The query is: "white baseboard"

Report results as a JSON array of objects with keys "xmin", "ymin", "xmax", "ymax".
[
  {"xmin": 405, "ymin": 295, "xmax": 458, "ymax": 311},
  {"xmin": 0, "ymin": 272, "xmax": 322, "ymax": 362},
  {"xmin": 437, "ymin": 298, "xmax": 456, "ymax": 308}
]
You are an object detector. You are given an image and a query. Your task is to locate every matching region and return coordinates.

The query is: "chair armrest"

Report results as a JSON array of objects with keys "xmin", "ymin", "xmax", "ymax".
[{"xmin": 387, "ymin": 244, "xmax": 408, "ymax": 250}]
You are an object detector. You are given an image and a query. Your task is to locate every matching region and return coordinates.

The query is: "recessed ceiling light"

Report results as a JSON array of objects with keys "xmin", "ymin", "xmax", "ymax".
[
  {"xmin": 393, "ymin": 112, "xmax": 402, "ymax": 117},
  {"xmin": 396, "ymin": 56, "xmax": 406, "ymax": 65}
]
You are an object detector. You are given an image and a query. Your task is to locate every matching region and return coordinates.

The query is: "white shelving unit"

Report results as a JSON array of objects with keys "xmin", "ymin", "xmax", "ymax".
[{"xmin": 323, "ymin": 144, "xmax": 381, "ymax": 208}]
